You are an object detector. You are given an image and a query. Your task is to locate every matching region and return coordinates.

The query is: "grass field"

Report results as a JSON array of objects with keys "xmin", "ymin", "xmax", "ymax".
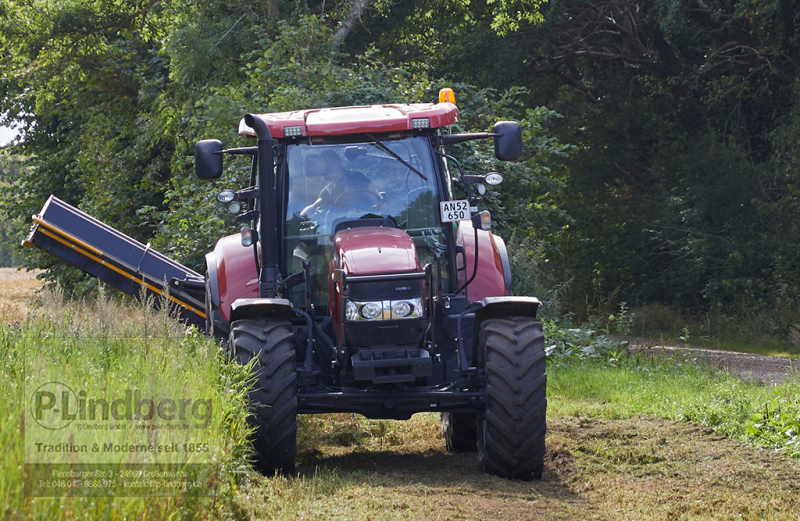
[
  {"xmin": 1, "ymin": 271, "xmax": 799, "ymax": 519},
  {"xmin": 1, "ymin": 281, "xmax": 254, "ymax": 520}
]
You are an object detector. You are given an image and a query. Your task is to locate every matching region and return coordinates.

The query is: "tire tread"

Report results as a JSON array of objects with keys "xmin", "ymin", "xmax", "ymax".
[
  {"xmin": 478, "ymin": 317, "xmax": 547, "ymax": 480},
  {"xmin": 230, "ymin": 318, "xmax": 297, "ymax": 475}
]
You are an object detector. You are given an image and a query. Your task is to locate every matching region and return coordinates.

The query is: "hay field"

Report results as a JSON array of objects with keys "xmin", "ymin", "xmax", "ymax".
[{"xmin": 0, "ymin": 267, "xmax": 42, "ymax": 323}]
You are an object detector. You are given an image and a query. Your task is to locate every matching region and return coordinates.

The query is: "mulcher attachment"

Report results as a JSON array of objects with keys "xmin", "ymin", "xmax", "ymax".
[{"xmin": 24, "ymin": 195, "xmax": 206, "ymax": 329}]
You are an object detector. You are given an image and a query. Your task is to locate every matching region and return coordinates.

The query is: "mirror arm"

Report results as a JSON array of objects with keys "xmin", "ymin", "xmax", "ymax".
[
  {"xmin": 437, "ymin": 132, "xmax": 502, "ymax": 146},
  {"xmin": 214, "ymin": 146, "xmax": 258, "ymax": 156}
]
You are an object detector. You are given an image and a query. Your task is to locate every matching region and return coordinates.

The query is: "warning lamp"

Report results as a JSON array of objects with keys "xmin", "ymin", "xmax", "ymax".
[
  {"xmin": 241, "ymin": 226, "xmax": 258, "ymax": 247},
  {"xmin": 439, "ymin": 88, "xmax": 456, "ymax": 105},
  {"xmin": 471, "ymin": 210, "xmax": 492, "ymax": 231}
]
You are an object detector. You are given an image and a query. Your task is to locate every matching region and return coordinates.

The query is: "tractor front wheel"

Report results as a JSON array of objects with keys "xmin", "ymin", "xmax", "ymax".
[
  {"xmin": 477, "ymin": 317, "xmax": 547, "ymax": 480},
  {"xmin": 229, "ymin": 318, "xmax": 297, "ymax": 475}
]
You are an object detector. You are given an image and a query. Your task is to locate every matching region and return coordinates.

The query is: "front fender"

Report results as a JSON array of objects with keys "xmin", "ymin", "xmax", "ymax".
[
  {"xmin": 229, "ymin": 298, "xmax": 297, "ymax": 322},
  {"xmin": 474, "ymin": 296, "xmax": 540, "ymax": 322}
]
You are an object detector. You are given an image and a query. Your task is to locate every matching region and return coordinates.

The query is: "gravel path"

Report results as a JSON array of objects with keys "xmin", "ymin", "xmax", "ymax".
[{"xmin": 629, "ymin": 338, "xmax": 800, "ymax": 385}]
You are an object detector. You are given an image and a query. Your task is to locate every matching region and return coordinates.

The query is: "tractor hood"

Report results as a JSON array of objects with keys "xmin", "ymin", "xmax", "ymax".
[{"xmin": 333, "ymin": 227, "xmax": 419, "ymax": 275}]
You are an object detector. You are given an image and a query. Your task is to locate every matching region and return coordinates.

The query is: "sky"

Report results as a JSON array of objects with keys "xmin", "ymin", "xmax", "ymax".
[{"xmin": 0, "ymin": 125, "xmax": 18, "ymax": 146}]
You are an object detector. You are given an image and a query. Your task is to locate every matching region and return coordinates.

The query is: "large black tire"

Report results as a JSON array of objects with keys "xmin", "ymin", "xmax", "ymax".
[
  {"xmin": 442, "ymin": 412, "xmax": 478, "ymax": 452},
  {"xmin": 477, "ymin": 317, "xmax": 547, "ymax": 480},
  {"xmin": 229, "ymin": 318, "xmax": 297, "ymax": 475}
]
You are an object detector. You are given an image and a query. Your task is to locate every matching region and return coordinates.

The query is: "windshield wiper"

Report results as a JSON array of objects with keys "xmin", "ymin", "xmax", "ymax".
[{"xmin": 364, "ymin": 133, "xmax": 427, "ymax": 181}]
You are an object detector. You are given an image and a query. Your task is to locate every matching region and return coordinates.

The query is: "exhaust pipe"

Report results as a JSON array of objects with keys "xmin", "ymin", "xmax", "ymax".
[{"xmin": 244, "ymin": 114, "xmax": 279, "ymax": 299}]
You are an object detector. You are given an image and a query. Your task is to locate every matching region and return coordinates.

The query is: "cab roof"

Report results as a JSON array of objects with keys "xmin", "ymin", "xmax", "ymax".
[{"xmin": 238, "ymin": 103, "xmax": 460, "ymax": 139}]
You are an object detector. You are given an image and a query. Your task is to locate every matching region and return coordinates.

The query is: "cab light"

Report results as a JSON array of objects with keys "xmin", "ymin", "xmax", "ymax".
[
  {"xmin": 412, "ymin": 118, "xmax": 430, "ymax": 129},
  {"xmin": 217, "ymin": 190, "xmax": 236, "ymax": 203},
  {"xmin": 439, "ymin": 88, "xmax": 456, "ymax": 105},
  {"xmin": 284, "ymin": 125, "xmax": 303, "ymax": 137},
  {"xmin": 485, "ymin": 172, "xmax": 504, "ymax": 185}
]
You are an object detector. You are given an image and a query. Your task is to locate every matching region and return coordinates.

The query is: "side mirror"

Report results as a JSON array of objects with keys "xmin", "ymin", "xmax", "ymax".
[
  {"xmin": 493, "ymin": 121, "xmax": 522, "ymax": 161},
  {"xmin": 195, "ymin": 139, "xmax": 223, "ymax": 179}
]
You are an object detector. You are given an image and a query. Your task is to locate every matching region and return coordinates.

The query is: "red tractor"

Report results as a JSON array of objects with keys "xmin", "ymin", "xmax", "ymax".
[
  {"xmin": 196, "ymin": 89, "xmax": 546, "ymax": 479},
  {"xmin": 25, "ymin": 89, "xmax": 546, "ymax": 480}
]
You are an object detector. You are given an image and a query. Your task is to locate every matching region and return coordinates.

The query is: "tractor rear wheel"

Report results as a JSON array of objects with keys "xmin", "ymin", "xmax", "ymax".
[
  {"xmin": 441, "ymin": 413, "xmax": 477, "ymax": 452},
  {"xmin": 229, "ymin": 318, "xmax": 297, "ymax": 475},
  {"xmin": 477, "ymin": 317, "xmax": 547, "ymax": 480},
  {"xmin": 204, "ymin": 276, "xmax": 228, "ymax": 341}
]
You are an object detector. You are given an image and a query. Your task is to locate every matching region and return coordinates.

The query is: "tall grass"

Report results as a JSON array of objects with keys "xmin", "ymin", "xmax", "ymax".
[
  {"xmin": 548, "ymin": 352, "xmax": 800, "ymax": 457},
  {"xmin": 0, "ymin": 287, "xmax": 254, "ymax": 520}
]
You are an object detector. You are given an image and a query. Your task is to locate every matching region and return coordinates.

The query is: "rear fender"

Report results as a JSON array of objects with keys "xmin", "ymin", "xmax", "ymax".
[
  {"xmin": 494, "ymin": 234, "xmax": 513, "ymax": 295},
  {"xmin": 211, "ymin": 234, "xmax": 259, "ymax": 322},
  {"xmin": 456, "ymin": 220, "xmax": 509, "ymax": 302}
]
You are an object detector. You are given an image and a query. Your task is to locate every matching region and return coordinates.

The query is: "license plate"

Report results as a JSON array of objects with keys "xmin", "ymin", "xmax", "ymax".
[{"xmin": 440, "ymin": 200, "xmax": 470, "ymax": 222}]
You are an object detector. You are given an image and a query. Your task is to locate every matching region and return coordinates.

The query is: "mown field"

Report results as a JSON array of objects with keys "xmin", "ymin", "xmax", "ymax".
[{"xmin": 1, "ymin": 270, "xmax": 799, "ymax": 520}]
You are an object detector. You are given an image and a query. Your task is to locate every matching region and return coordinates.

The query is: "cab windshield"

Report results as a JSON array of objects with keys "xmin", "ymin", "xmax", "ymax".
[{"xmin": 283, "ymin": 136, "xmax": 449, "ymax": 310}]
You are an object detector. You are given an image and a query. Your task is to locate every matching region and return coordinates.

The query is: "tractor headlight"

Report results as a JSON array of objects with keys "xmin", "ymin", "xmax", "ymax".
[
  {"xmin": 360, "ymin": 302, "xmax": 383, "ymax": 320},
  {"xmin": 390, "ymin": 298, "xmax": 423, "ymax": 319},
  {"xmin": 345, "ymin": 300, "xmax": 358, "ymax": 321},
  {"xmin": 391, "ymin": 300, "xmax": 412, "ymax": 318},
  {"xmin": 343, "ymin": 298, "xmax": 424, "ymax": 322}
]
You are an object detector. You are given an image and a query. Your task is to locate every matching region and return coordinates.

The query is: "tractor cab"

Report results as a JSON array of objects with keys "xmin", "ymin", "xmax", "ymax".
[{"xmin": 282, "ymin": 136, "xmax": 450, "ymax": 312}]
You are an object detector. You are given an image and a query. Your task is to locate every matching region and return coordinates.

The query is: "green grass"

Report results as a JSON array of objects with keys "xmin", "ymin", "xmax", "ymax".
[
  {"xmin": 548, "ymin": 352, "xmax": 800, "ymax": 457},
  {"xmin": 0, "ymin": 289, "xmax": 254, "ymax": 520}
]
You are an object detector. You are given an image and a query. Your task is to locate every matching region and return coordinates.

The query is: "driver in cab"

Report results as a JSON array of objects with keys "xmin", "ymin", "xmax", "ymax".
[{"xmin": 300, "ymin": 150, "xmax": 380, "ymax": 218}]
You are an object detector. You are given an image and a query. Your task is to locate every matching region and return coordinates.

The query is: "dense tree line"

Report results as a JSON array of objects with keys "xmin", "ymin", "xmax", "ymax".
[
  {"xmin": 346, "ymin": 0, "xmax": 800, "ymax": 335},
  {"xmin": 1, "ymin": 0, "xmax": 799, "ymax": 337}
]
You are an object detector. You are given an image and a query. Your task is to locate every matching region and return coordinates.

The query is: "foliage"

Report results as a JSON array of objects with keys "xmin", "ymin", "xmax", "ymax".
[
  {"xmin": 342, "ymin": 0, "xmax": 800, "ymax": 338},
  {"xmin": 0, "ymin": 211, "xmax": 21, "ymax": 267},
  {"xmin": 524, "ymin": 1, "xmax": 800, "ymax": 328},
  {"xmin": 3, "ymin": 0, "xmax": 800, "ymax": 345},
  {"xmin": 744, "ymin": 381, "xmax": 800, "ymax": 458}
]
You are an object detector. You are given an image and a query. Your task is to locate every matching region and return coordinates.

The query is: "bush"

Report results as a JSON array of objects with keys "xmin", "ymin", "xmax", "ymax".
[{"xmin": 631, "ymin": 302, "xmax": 686, "ymax": 337}]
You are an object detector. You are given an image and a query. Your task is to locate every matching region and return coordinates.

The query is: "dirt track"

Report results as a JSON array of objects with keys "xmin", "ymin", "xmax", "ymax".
[
  {"xmin": 630, "ymin": 338, "xmax": 800, "ymax": 385},
  {"xmin": 0, "ymin": 267, "xmax": 42, "ymax": 323}
]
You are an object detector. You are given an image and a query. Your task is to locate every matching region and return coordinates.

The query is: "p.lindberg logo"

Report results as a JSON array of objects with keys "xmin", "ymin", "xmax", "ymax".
[{"xmin": 29, "ymin": 381, "xmax": 212, "ymax": 430}]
